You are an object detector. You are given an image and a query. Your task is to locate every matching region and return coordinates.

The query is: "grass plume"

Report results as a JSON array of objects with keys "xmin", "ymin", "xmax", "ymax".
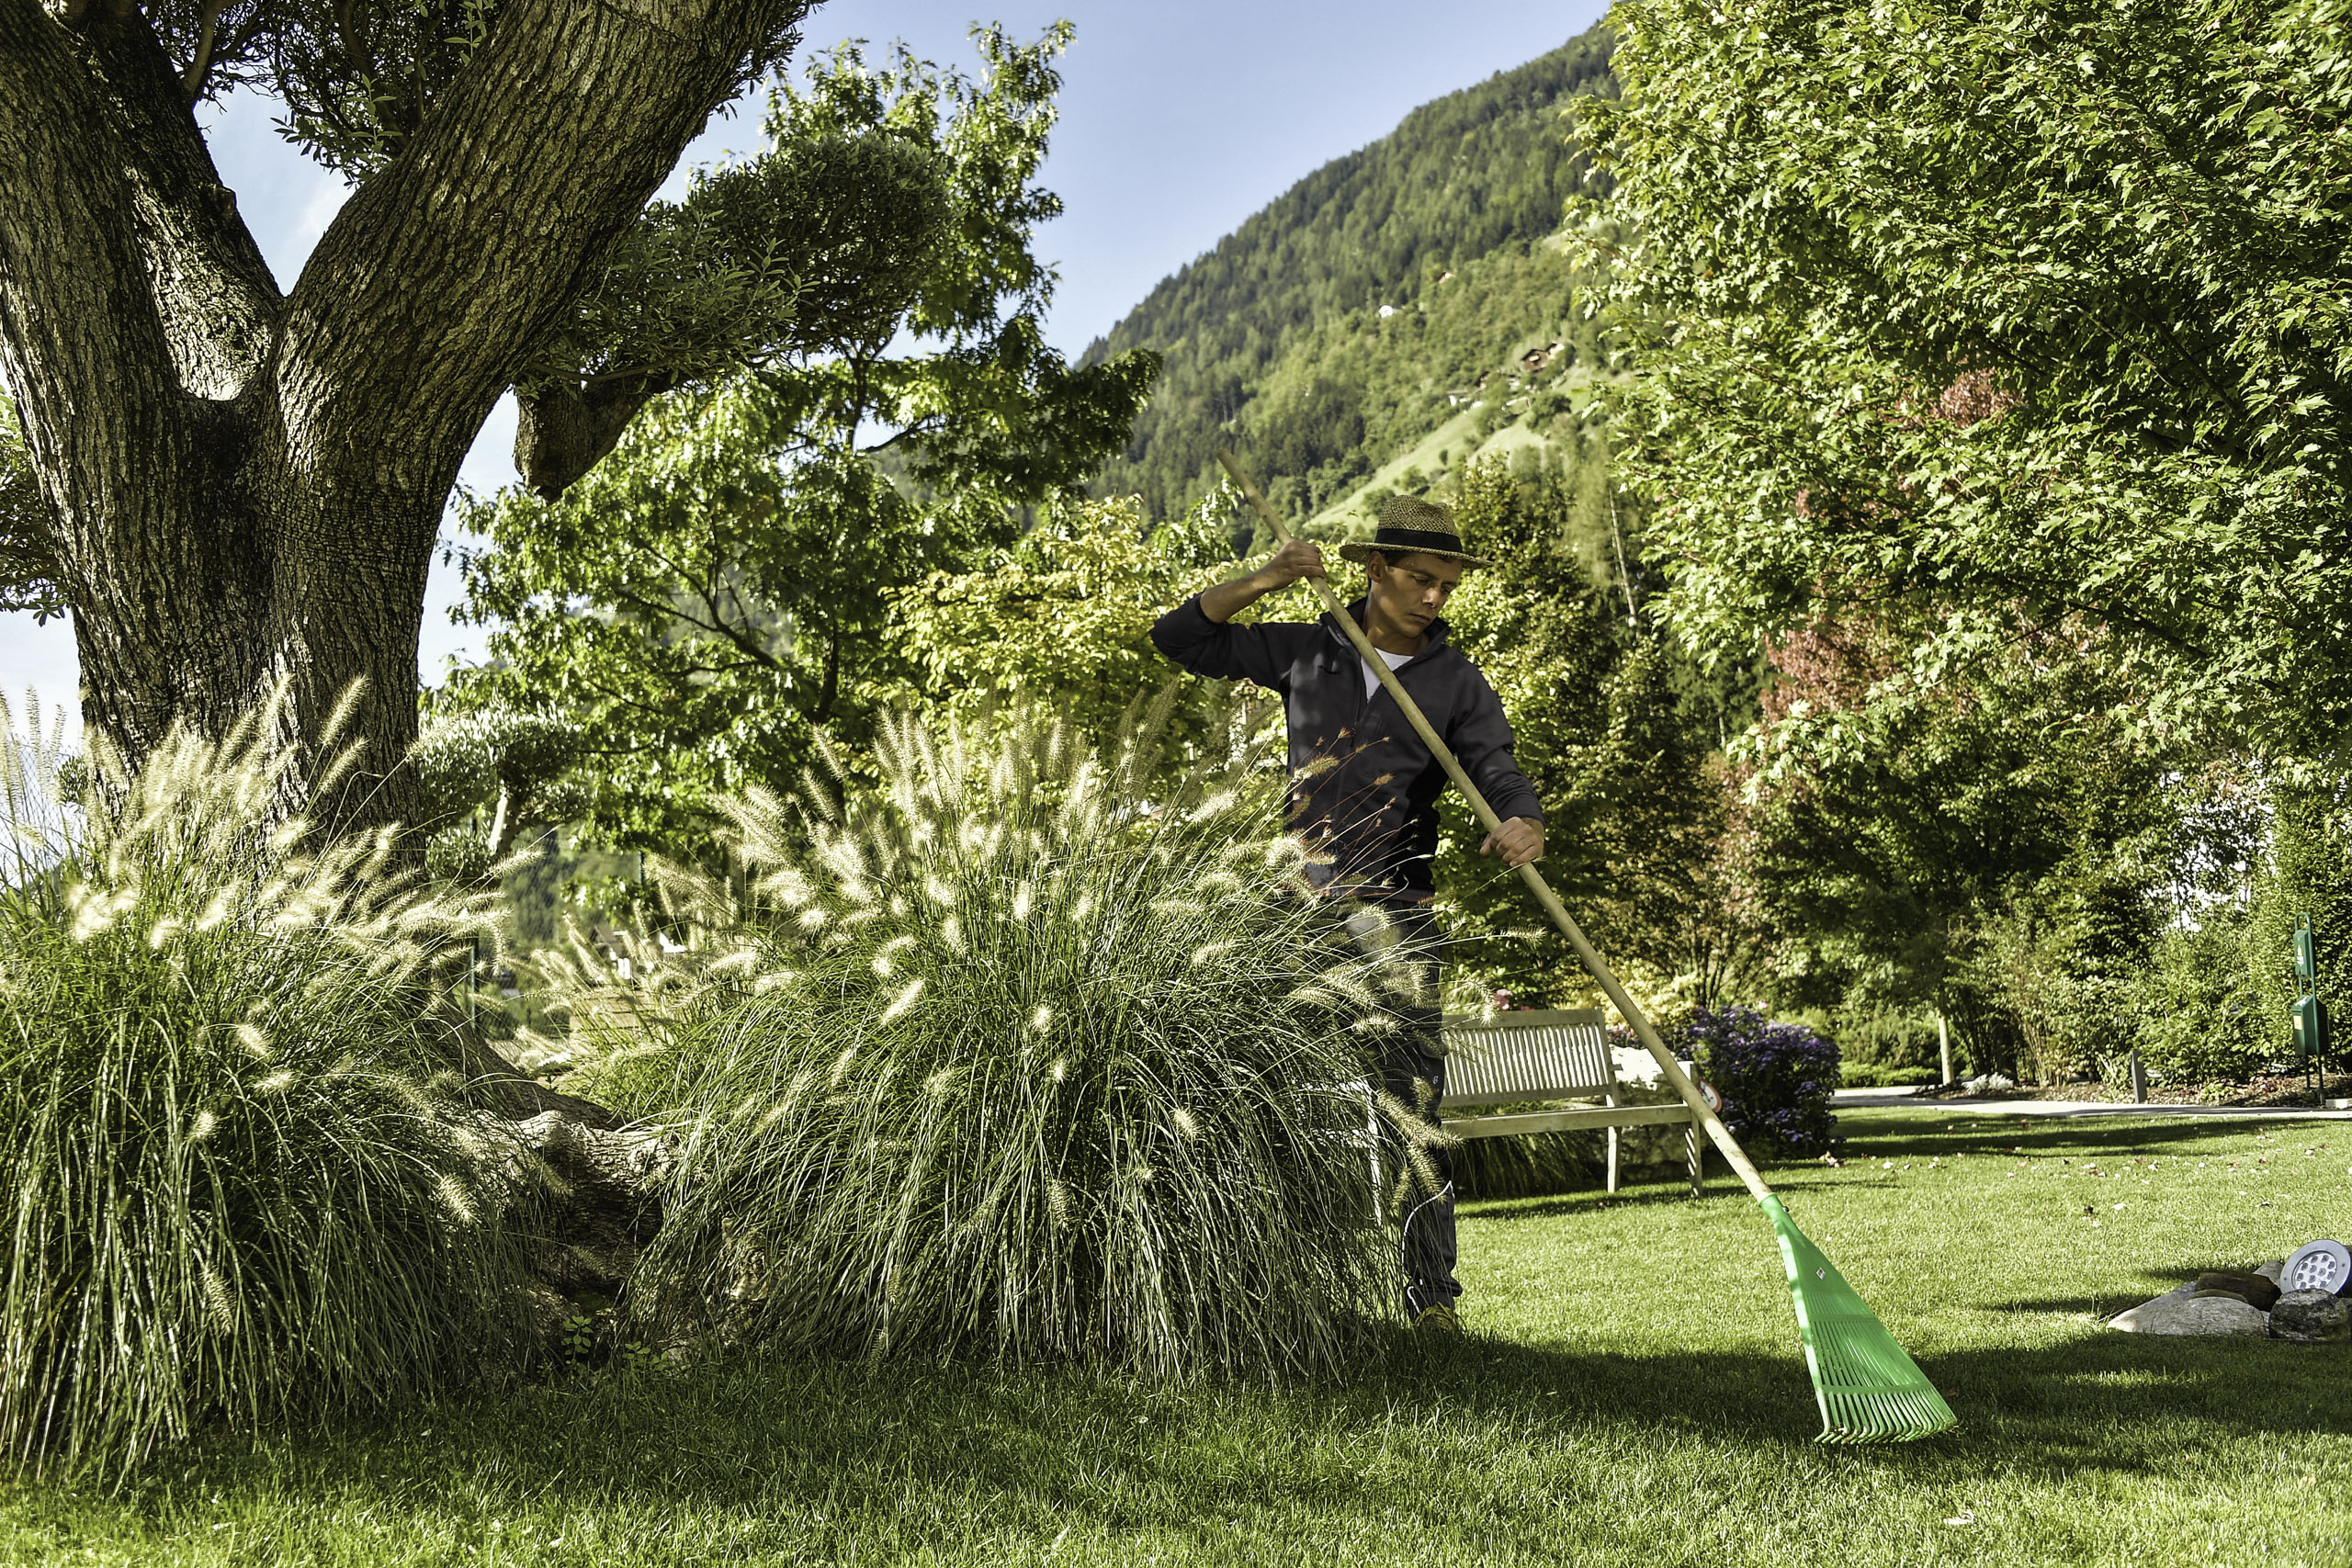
[
  {"xmin": 0, "ymin": 691, "xmax": 537, "ymax": 1478},
  {"xmin": 566, "ymin": 699, "xmax": 1421, "ymax": 1378}
]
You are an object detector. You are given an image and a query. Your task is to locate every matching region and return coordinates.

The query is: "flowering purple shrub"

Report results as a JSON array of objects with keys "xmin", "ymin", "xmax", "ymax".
[{"xmin": 1685, "ymin": 1006, "xmax": 1843, "ymax": 1157}]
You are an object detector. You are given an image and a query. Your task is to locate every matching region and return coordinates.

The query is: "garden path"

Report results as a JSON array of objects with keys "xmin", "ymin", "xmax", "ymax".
[{"xmin": 1832, "ymin": 1087, "xmax": 2352, "ymax": 1122}]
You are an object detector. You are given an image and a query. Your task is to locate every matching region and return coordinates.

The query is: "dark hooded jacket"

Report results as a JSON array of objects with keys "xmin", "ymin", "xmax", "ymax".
[{"xmin": 1150, "ymin": 594, "xmax": 1543, "ymax": 904}]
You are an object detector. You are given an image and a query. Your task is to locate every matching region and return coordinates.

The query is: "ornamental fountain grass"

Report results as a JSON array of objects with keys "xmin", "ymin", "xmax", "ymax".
[
  {"xmin": 568, "ymin": 700, "xmax": 1427, "ymax": 1379},
  {"xmin": 0, "ymin": 694, "xmax": 537, "ymax": 1480}
]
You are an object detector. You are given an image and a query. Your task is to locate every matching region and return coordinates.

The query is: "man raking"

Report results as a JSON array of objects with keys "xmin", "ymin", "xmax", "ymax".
[
  {"xmin": 1151, "ymin": 494, "xmax": 1544, "ymax": 1332},
  {"xmin": 1187, "ymin": 457, "xmax": 1955, "ymax": 1441}
]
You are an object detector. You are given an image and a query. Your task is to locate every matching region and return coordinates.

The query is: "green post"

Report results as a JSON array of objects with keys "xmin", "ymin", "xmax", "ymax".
[{"xmin": 2292, "ymin": 914, "xmax": 2327, "ymax": 1098}]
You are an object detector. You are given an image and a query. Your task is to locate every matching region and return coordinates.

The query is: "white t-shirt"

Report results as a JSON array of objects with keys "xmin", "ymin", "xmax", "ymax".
[{"xmin": 1363, "ymin": 649, "xmax": 1414, "ymax": 700}]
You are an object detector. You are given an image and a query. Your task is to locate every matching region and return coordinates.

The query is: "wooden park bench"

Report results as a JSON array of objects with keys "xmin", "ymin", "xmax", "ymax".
[{"xmin": 1440, "ymin": 1008, "xmax": 1705, "ymax": 1196}]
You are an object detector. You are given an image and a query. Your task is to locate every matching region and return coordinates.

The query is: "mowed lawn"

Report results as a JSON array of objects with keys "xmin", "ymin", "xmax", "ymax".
[{"xmin": 6, "ymin": 1111, "xmax": 2348, "ymax": 1567}]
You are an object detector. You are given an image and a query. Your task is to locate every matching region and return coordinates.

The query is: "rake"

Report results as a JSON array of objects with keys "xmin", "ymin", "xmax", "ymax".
[{"xmin": 1217, "ymin": 452, "xmax": 1956, "ymax": 1444}]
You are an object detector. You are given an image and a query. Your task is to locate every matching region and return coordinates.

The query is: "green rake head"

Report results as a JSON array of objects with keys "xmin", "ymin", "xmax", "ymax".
[{"xmin": 1759, "ymin": 1196, "xmax": 1957, "ymax": 1444}]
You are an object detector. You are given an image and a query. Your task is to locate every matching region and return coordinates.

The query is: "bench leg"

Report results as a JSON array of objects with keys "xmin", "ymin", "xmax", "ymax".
[
  {"xmin": 1686, "ymin": 1122, "xmax": 1703, "ymax": 1197},
  {"xmin": 1603, "ymin": 1089, "xmax": 1620, "ymax": 1194}
]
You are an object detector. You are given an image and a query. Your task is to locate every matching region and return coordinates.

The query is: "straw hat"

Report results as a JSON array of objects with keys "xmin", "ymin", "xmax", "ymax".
[{"xmin": 1337, "ymin": 494, "xmax": 1491, "ymax": 570}]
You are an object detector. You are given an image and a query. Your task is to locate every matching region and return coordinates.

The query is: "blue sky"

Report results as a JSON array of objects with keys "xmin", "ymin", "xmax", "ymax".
[{"xmin": 1, "ymin": 0, "xmax": 1608, "ymax": 725}]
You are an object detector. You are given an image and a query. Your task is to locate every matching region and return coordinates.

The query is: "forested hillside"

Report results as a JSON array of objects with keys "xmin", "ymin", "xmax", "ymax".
[{"xmin": 1084, "ymin": 25, "xmax": 1614, "ymax": 525}]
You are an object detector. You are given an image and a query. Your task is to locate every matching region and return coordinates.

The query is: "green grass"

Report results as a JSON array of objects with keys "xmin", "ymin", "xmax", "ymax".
[{"xmin": 6, "ymin": 1110, "xmax": 2349, "ymax": 1566}]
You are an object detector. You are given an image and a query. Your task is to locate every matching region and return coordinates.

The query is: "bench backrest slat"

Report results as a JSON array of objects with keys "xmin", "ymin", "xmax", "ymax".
[{"xmin": 1441, "ymin": 1008, "xmax": 1615, "ymax": 1108}]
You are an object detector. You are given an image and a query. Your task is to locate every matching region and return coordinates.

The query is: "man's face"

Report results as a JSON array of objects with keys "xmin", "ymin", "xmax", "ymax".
[{"xmin": 1367, "ymin": 551, "xmax": 1464, "ymax": 639}]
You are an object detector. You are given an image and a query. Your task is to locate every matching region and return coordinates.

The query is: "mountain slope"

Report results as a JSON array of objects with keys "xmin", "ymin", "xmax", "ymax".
[{"xmin": 1084, "ymin": 25, "xmax": 1615, "ymax": 525}]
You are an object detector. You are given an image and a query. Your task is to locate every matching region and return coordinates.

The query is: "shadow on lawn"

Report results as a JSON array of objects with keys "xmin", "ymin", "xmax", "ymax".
[
  {"xmin": 88, "ymin": 1122, "xmax": 2345, "ymax": 1540},
  {"xmin": 132, "ymin": 1315, "xmax": 2352, "ymax": 1540},
  {"xmin": 1841, "ymin": 1112, "xmax": 2333, "ymax": 1159},
  {"xmin": 1477, "ymin": 1110, "xmax": 2335, "ymax": 1224},
  {"xmin": 1388, "ymin": 1325, "xmax": 2352, "ymax": 1457}
]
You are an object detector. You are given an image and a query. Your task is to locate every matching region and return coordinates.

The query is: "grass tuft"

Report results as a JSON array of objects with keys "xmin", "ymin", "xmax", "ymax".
[
  {"xmin": 562, "ymin": 700, "xmax": 1419, "ymax": 1377},
  {"xmin": 0, "ymin": 691, "xmax": 537, "ymax": 1479}
]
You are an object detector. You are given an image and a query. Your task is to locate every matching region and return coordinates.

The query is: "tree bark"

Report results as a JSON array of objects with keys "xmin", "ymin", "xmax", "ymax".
[
  {"xmin": 0, "ymin": 0, "xmax": 810, "ymax": 829},
  {"xmin": 514, "ymin": 374, "xmax": 675, "ymax": 501}
]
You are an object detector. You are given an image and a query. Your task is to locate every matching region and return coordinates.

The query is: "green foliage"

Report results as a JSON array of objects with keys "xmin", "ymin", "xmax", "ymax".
[
  {"xmin": 1431, "ymin": 453, "xmax": 1743, "ymax": 1009},
  {"xmin": 1580, "ymin": 0, "xmax": 2352, "ymax": 763},
  {"xmin": 448, "ymin": 28, "xmax": 1156, "ymax": 854},
  {"xmin": 457, "ymin": 389, "xmax": 959, "ymax": 854},
  {"xmin": 1088, "ymin": 27, "xmax": 1616, "ymax": 523},
  {"xmin": 563, "ymin": 704, "xmax": 1413, "ymax": 1377},
  {"xmin": 1970, "ymin": 859, "xmax": 2161, "ymax": 1089},
  {"xmin": 1730, "ymin": 613, "xmax": 2245, "ymax": 1081},
  {"xmin": 888, "ymin": 492, "xmax": 1256, "ymax": 758},
  {"xmin": 2131, "ymin": 913, "xmax": 2267, "ymax": 1086},
  {"xmin": 145, "ymin": 0, "xmax": 800, "ymax": 174},
  {"xmin": 410, "ymin": 705, "xmax": 590, "ymax": 882},
  {"xmin": 1232, "ymin": 243, "xmax": 1604, "ymax": 532},
  {"xmin": 0, "ymin": 694, "xmax": 534, "ymax": 1477},
  {"xmin": 1830, "ymin": 1007, "xmax": 1942, "ymax": 1079},
  {"xmin": 0, "ymin": 397, "xmax": 62, "ymax": 621},
  {"xmin": 1838, "ymin": 1060, "xmax": 1939, "ymax": 1089},
  {"xmin": 2246, "ymin": 789, "xmax": 2352, "ymax": 1070},
  {"xmin": 516, "ymin": 129, "xmax": 956, "ymax": 412}
]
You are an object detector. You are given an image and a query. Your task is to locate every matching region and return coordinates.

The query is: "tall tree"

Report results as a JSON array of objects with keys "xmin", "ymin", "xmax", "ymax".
[
  {"xmin": 0, "ymin": 0, "xmax": 976, "ymax": 826},
  {"xmin": 445, "ymin": 31, "xmax": 1157, "ymax": 852},
  {"xmin": 1577, "ymin": 0, "xmax": 2352, "ymax": 764}
]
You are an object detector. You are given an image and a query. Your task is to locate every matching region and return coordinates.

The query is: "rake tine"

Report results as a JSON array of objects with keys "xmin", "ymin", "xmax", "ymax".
[{"xmin": 1770, "ymin": 1196, "xmax": 1956, "ymax": 1443}]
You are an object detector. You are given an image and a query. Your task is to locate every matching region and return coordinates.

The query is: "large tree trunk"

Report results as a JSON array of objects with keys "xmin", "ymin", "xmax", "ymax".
[{"xmin": 0, "ymin": 0, "xmax": 810, "ymax": 829}]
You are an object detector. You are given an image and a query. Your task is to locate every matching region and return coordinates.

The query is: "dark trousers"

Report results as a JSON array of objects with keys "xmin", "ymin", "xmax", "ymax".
[{"xmin": 1340, "ymin": 900, "xmax": 1459, "ymax": 1314}]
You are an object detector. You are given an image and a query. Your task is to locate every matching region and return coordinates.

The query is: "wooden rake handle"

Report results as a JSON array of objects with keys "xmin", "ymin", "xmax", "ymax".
[{"xmin": 1216, "ymin": 451, "xmax": 1774, "ymax": 1202}]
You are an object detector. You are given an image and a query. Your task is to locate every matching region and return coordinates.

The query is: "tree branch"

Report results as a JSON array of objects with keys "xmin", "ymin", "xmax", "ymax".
[
  {"xmin": 179, "ymin": 0, "xmax": 227, "ymax": 104},
  {"xmin": 279, "ymin": 0, "xmax": 811, "ymax": 487},
  {"xmin": 514, "ymin": 373, "xmax": 673, "ymax": 499},
  {"xmin": 0, "ymin": 0, "xmax": 273, "ymax": 574}
]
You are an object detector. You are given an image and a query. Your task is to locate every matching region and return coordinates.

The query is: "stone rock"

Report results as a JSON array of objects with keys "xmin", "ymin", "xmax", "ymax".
[
  {"xmin": 2197, "ymin": 1269, "xmax": 2282, "ymax": 1311},
  {"xmin": 2256, "ymin": 1259, "xmax": 2287, "ymax": 1285},
  {"xmin": 2270, "ymin": 1290, "xmax": 2352, "ymax": 1344},
  {"xmin": 2109, "ymin": 1286, "xmax": 2270, "ymax": 1337}
]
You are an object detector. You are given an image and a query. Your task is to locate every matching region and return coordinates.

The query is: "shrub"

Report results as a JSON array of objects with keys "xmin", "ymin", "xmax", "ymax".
[
  {"xmin": 1687, "ymin": 1006, "xmax": 1842, "ymax": 1156},
  {"xmin": 571, "ymin": 702, "xmax": 1414, "ymax": 1378},
  {"xmin": 1838, "ymin": 1061, "xmax": 1939, "ymax": 1089},
  {"xmin": 2130, "ymin": 914, "xmax": 2266, "ymax": 1085},
  {"xmin": 2246, "ymin": 790, "xmax": 2352, "ymax": 1070},
  {"xmin": 0, "ymin": 697, "xmax": 535, "ymax": 1477},
  {"xmin": 1829, "ymin": 1005, "xmax": 1940, "ymax": 1077}
]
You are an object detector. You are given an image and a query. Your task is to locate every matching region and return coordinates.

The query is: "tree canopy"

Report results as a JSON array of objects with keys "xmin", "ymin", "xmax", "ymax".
[
  {"xmin": 0, "ymin": 0, "xmax": 975, "ymax": 827},
  {"xmin": 444, "ymin": 29, "xmax": 1158, "ymax": 852},
  {"xmin": 1580, "ymin": 0, "xmax": 2352, "ymax": 765}
]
